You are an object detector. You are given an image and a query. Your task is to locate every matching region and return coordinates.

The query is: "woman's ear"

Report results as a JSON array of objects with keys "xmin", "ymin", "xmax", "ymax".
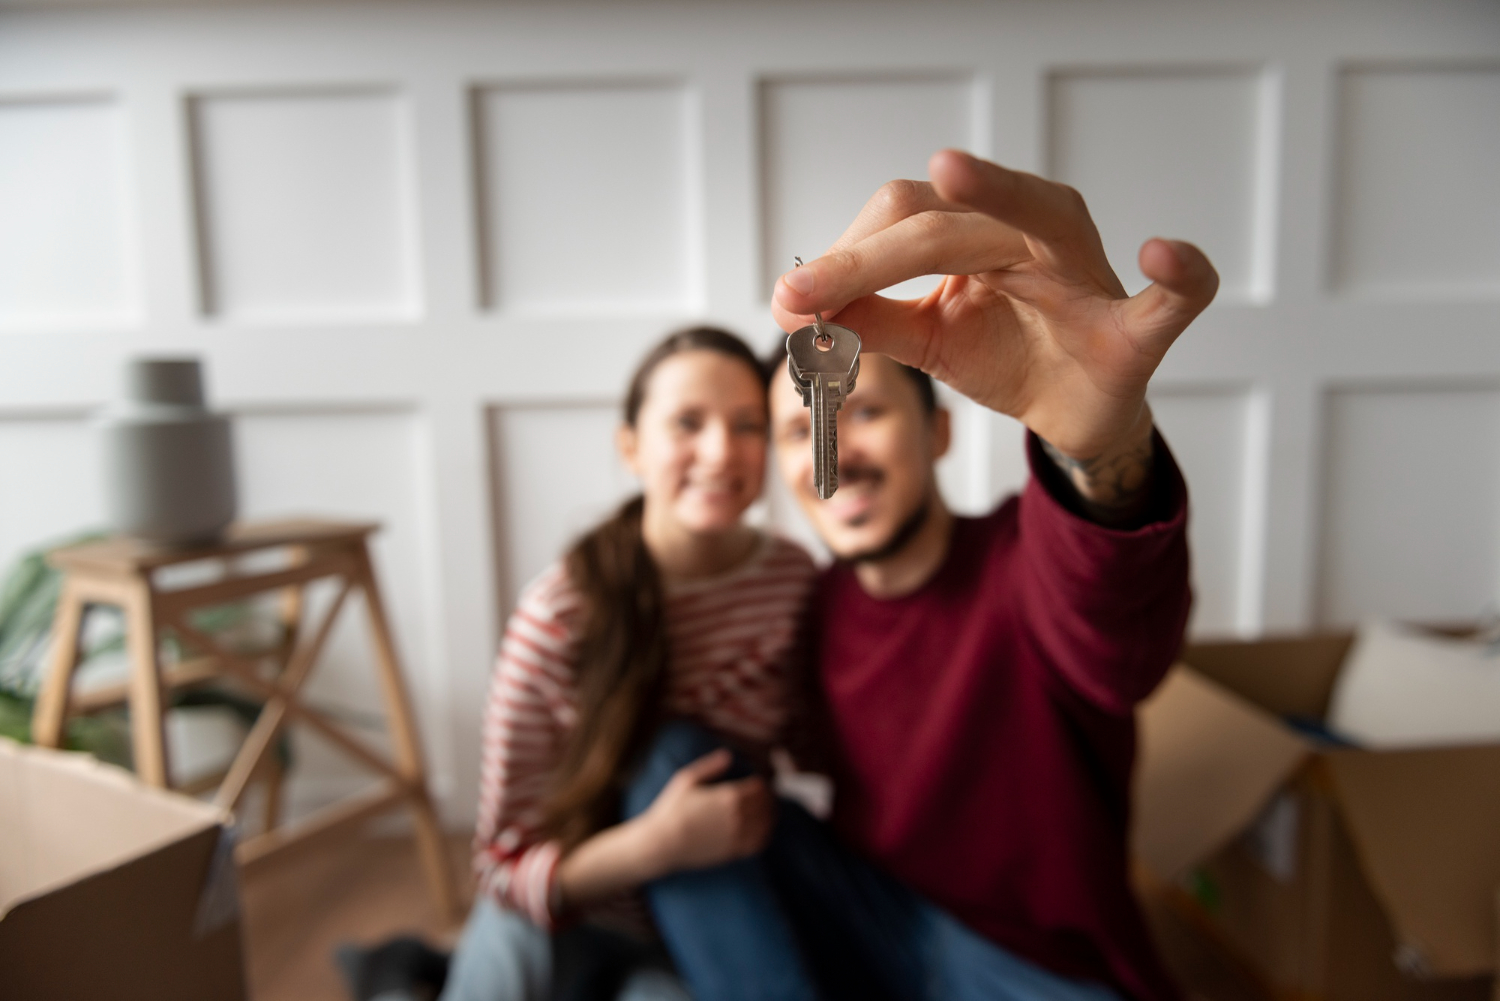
[{"xmin": 616, "ymin": 424, "xmax": 640, "ymax": 476}]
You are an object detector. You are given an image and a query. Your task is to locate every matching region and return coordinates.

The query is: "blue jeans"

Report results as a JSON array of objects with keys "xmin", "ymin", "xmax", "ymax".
[
  {"xmin": 439, "ymin": 897, "xmax": 690, "ymax": 1001},
  {"xmin": 622, "ymin": 720, "xmax": 1124, "ymax": 1001}
]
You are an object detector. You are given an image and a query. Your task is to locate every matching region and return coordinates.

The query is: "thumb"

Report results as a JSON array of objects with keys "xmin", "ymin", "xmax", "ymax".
[
  {"xmin": 1116, "ymin": 238, "xmax": 1219, "ymax": 348},
  {"xmin": 673, "ymin": 748, "xmax": 732, "ymax": 786}
]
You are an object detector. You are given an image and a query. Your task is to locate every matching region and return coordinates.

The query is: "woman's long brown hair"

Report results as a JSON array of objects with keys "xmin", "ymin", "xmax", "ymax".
[{"xmin": 538, "ymin": 326, "xmax": 769, "ymax": 850}]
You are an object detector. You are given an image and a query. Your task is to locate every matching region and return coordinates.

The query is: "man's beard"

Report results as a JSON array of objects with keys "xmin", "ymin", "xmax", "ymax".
[{"xmin": 840, "ymin": 498, "xmax": 932, "ymax": 565}]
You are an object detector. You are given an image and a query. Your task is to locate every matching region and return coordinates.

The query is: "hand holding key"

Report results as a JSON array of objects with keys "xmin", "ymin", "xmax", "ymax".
[{"xmin": 771, "ymin": 149, "xmax": 1219, "ymax": 467}]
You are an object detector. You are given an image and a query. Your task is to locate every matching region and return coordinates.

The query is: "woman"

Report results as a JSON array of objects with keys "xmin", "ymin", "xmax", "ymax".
[{"xmin": 445, "ymin": 327, "xmax": 819, "ymax": 1001}]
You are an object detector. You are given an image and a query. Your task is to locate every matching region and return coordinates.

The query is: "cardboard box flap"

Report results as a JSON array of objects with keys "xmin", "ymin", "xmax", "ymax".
[
  {"xmin": 1324, "ymin": 744, "xmax": 1500, "ymax": 978},
  {"xmin": 1135, "ymin": 666, "xmax": 1312, "ymax": 879},
  {"xmin": 0, "ymin": 738, "xmax": 227, "ymax": 916},
  {"xmin": 1183, "ymin": 633, "xmax": 1353, "ymax": 719}
]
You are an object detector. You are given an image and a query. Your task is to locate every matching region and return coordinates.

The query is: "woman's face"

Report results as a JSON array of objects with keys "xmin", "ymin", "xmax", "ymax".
[{"xmin": 620, "ymin": 350, "xmax": 768, "ymax": 536}]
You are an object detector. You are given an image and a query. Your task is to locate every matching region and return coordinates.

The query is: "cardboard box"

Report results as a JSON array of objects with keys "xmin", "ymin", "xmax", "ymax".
[
  {"xmin": 1134, "ymin": 633, "xmax": 1500, "ymax": 1001},
  {"xmin": 0, "ymin": 737, "xmax": 247, "ymax": 1001}
]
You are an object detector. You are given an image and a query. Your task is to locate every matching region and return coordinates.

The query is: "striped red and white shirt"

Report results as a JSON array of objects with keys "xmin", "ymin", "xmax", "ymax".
[{"xmin": 472, "ymin": 532, "xmax": 817, "ymax": 929}]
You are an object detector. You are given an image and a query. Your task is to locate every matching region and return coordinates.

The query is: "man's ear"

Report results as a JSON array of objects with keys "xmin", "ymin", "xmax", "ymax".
[
  {"xmin": 616, "ymin": 424, "xmax": 640, "ymax": 476},
  {"xmin": 930, "ymin": 406, "xmax": 952, "ymax": 461}
]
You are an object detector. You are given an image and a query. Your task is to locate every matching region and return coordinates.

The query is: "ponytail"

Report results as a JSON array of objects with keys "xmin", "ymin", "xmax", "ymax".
[
  {"xmin": 537, "ymin": 326, "xmax": 767, "ymax": 849},
  {"xmin": 540, "ymin": 495, "xmax": 666, "ymax": 849}
]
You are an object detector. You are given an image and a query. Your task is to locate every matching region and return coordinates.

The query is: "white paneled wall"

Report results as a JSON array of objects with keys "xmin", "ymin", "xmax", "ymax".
[
  {"xmin": 475, "ymin": 83, "xmax": 699, "ymax": 314},
  {"xmin": 488, "ymin": 402, "xmax": 636, "ymax": 607},
  {"xmin": 188, "ymin": 89, "xmax": 422, "ymax": 322},
  {"xmin": 761, "ymin": 76, "xmax": 977, "ymax": 300},
  {"xmin": 0, "ymin": 415, "xmax": 105, "ymax": 561},
  {"xmin": 1316, "ymin": 387, "xmax": 1500, "ymax": 626},
  {"xmin": 1331, "ymin": 66, "xmax": 1500, "ymax": 296},
  {"xmin": 1, "ymin": 0, "xmax": 1497, "ymax": 826},
  {"xmin": 0, "ymin": 97, "xmax": 137, "ymax": 329},
  {"xmin": 1048, "ymin": 69, "xmax": 1277, "ymax": 301},
  {"xmin": 1150, "ymin": 388, "xmax": 1262, "ymax": 636}
]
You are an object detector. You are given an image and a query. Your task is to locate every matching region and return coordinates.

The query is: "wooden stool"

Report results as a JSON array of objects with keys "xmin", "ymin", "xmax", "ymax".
[{"xmin": 30, "ymin": 519, "xmax": 458, "ymax": 921}]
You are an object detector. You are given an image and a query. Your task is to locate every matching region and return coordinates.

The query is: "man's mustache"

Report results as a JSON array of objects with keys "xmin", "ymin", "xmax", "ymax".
[{"xmin": 835, "ymin": 463, "xmax": 883, "ymax": 489}]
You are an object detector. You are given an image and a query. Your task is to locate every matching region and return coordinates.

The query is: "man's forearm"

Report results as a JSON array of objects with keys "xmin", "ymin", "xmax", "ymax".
[{"xmin": 1039, "ymin": 405, "xmax": 1156, "ymax": 528}]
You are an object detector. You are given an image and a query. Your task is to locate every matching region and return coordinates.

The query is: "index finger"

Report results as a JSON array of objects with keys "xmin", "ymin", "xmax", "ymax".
[
  {"xmin": 772, "ymin": 208, "xmax": 1026, "ymax": 323},
  {"xmin": 930, "ymin": 149, "xmax": 1124, "ymax": 300},
  {"xmin": 824, "ymin": 178, "xmax": 970, "ymax": 256},
  {"xmin": 927, "ymin": 149, "xmax": 1097, "ymax": 248}
]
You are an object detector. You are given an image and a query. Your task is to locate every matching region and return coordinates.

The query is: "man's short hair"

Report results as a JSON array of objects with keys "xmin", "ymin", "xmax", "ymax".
[{"xmin": 763, "ymin": 340, "xmax": 937, "ymax": 414}]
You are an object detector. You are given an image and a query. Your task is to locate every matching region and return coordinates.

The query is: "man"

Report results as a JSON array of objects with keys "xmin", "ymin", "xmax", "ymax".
[
  {"xmin": 759, "ymin": 149, "xmax": 1215, "ymax": 1000},
  {"xmin": 627, "ymin": 150, "xmax": 1215, "ymax": 1001}
]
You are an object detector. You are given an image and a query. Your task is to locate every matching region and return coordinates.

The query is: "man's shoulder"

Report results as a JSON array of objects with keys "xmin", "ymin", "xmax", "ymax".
[
  {"xmin": 950, "ymin": 496, "xmax": 1025, "ymax": 567},
  {"xmin": 969, "ymin": 494, "xmax": 1023, "ymax": 534}
]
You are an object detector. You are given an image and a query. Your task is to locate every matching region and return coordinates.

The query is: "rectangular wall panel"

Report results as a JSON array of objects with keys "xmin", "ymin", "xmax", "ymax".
[
  {"xmin": 985, "ymin": 391, "xmax": 1259, "ymax": 637},
  {"xmin": 1318, "ymin": 387, "xmax": 1500, "ymax": 626},
  {"xmin": 1150, "ymin": 388, "xmax": 1257, "ymax": 636},
  {"xmin": 232, "ymin": 408, "xmax": 434, "ymax": 818},
  {"xmin": 1048, "ymin": 69, "xmax": 1273, "ymax": 302},
  {"xmin": 1332, "ymin": 66, "xmax": 1500, "ymax": 296},
  {"xmin": 189, "ymin": 89, "xmax": 420, "ymax": 323},
  {"xmin": 933, "ymin": 390, "xmax": 994, "ymax": 517},
  {"xmin": 489, "ymin": 403, "xmax": 638, "ymax": 610},
  {"xmin": 0, "ymin": 98, "xmax": 136, "ymax": 329},
  {"xmin": 760, "ymin": 76, "xmax": 975, "ymax": 300},
  {"xmin": 474, "ymin": 83, "xmax": 697, "ymax": 313},
  {"xmin": 0, "ymin": 415, "xmax": 105, "ymax": 592},
  {"xmin": 988, "ymin": 413, "xmax": 1031, "ymax": 507}
]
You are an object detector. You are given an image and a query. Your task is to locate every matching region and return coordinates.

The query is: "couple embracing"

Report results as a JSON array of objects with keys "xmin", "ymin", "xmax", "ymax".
[{"xmin": 454, "ymin": 151, "xmax": 1216, "ymax": 1001}]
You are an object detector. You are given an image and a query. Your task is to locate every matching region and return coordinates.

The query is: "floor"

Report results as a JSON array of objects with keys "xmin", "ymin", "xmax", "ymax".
[
  {"xmin": 240, "ymin": 832, "xmax": 474, "ymax": 1001},
  {"xmin": 240, "ymin": 833, "xmax": 1271, "ymax": 1001}
]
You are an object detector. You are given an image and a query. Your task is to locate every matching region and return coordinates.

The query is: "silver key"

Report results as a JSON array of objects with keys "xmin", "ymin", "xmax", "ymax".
[{"xmin": 786, "ymin": 258, "xmax": 861, "ymax": 499}]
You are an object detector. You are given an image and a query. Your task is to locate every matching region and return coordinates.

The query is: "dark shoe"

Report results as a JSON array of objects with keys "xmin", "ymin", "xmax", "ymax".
[{"xmin": 335, "ymin": 935, "xmax": 450, "ymax": 1001}]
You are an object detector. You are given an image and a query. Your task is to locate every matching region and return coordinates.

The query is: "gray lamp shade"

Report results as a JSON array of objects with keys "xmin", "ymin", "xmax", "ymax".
[{"xmin": 100, "ymin": 358, "xmax": 237, "ymax": 544}]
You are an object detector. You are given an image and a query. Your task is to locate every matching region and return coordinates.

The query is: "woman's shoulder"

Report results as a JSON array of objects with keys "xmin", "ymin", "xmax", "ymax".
[{"xmin": 511, "ymin": 560, "xmax": 585, "ymax": 633}]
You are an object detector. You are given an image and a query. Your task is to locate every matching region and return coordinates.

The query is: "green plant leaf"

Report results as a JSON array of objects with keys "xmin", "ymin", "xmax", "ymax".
[
  {"xmin": 0, "ymin": 689, "xmax": 32, "ymax": 743},
  {"xmin": 0, "ymin": 532, "xmax": 107, "ymax": 692},
  {"xmin": 65, "ymin": 711, "xmax": 133, "ymax": 769}
]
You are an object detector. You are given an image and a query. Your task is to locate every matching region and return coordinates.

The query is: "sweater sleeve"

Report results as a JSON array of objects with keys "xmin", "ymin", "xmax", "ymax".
[
  {"xmin": 1015, "ymin": 429, "xmax": 1192, "ymax": 716},
  {"xmin": 472, "ymin": 566, "xmax": 578, "ymax": 929}
]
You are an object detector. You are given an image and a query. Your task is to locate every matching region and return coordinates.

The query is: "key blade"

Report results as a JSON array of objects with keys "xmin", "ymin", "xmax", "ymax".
[
  {"xmin": 810, "ymin": 376, "xmax": 838, "ymax": 499},
  {"xmin": 785, "ymin": 322, "xmax": 858, "ymax": 500}
]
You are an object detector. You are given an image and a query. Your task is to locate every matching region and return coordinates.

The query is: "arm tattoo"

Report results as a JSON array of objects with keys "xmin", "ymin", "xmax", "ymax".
[{"xmin": 1040, "ymin": 434, "xmax": 1156, "ymax": 527}]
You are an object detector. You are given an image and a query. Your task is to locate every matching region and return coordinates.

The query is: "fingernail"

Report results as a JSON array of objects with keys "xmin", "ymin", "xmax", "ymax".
[{"xmin": 783, "ymin": 267, "xmax": 815, "ymax": 295}]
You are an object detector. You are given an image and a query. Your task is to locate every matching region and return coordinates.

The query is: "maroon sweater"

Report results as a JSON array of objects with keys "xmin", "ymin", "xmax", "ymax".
[{"xmin": 813, "ymin": 433, "xmax": 1190, "ymax": 1001}]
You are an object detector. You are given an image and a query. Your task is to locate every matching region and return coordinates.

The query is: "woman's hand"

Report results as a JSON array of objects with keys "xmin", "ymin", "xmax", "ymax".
[
  {"xmin": 553, "ymin": 748, "xmax": 774, "ymax": 913},
  {"xmin": 637, "ymin": 748, "xmax": 776, "ymax": 874},
  {"xmin": 770, "ymin": 149, "xmax": 1219, "ymax": 466}
]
